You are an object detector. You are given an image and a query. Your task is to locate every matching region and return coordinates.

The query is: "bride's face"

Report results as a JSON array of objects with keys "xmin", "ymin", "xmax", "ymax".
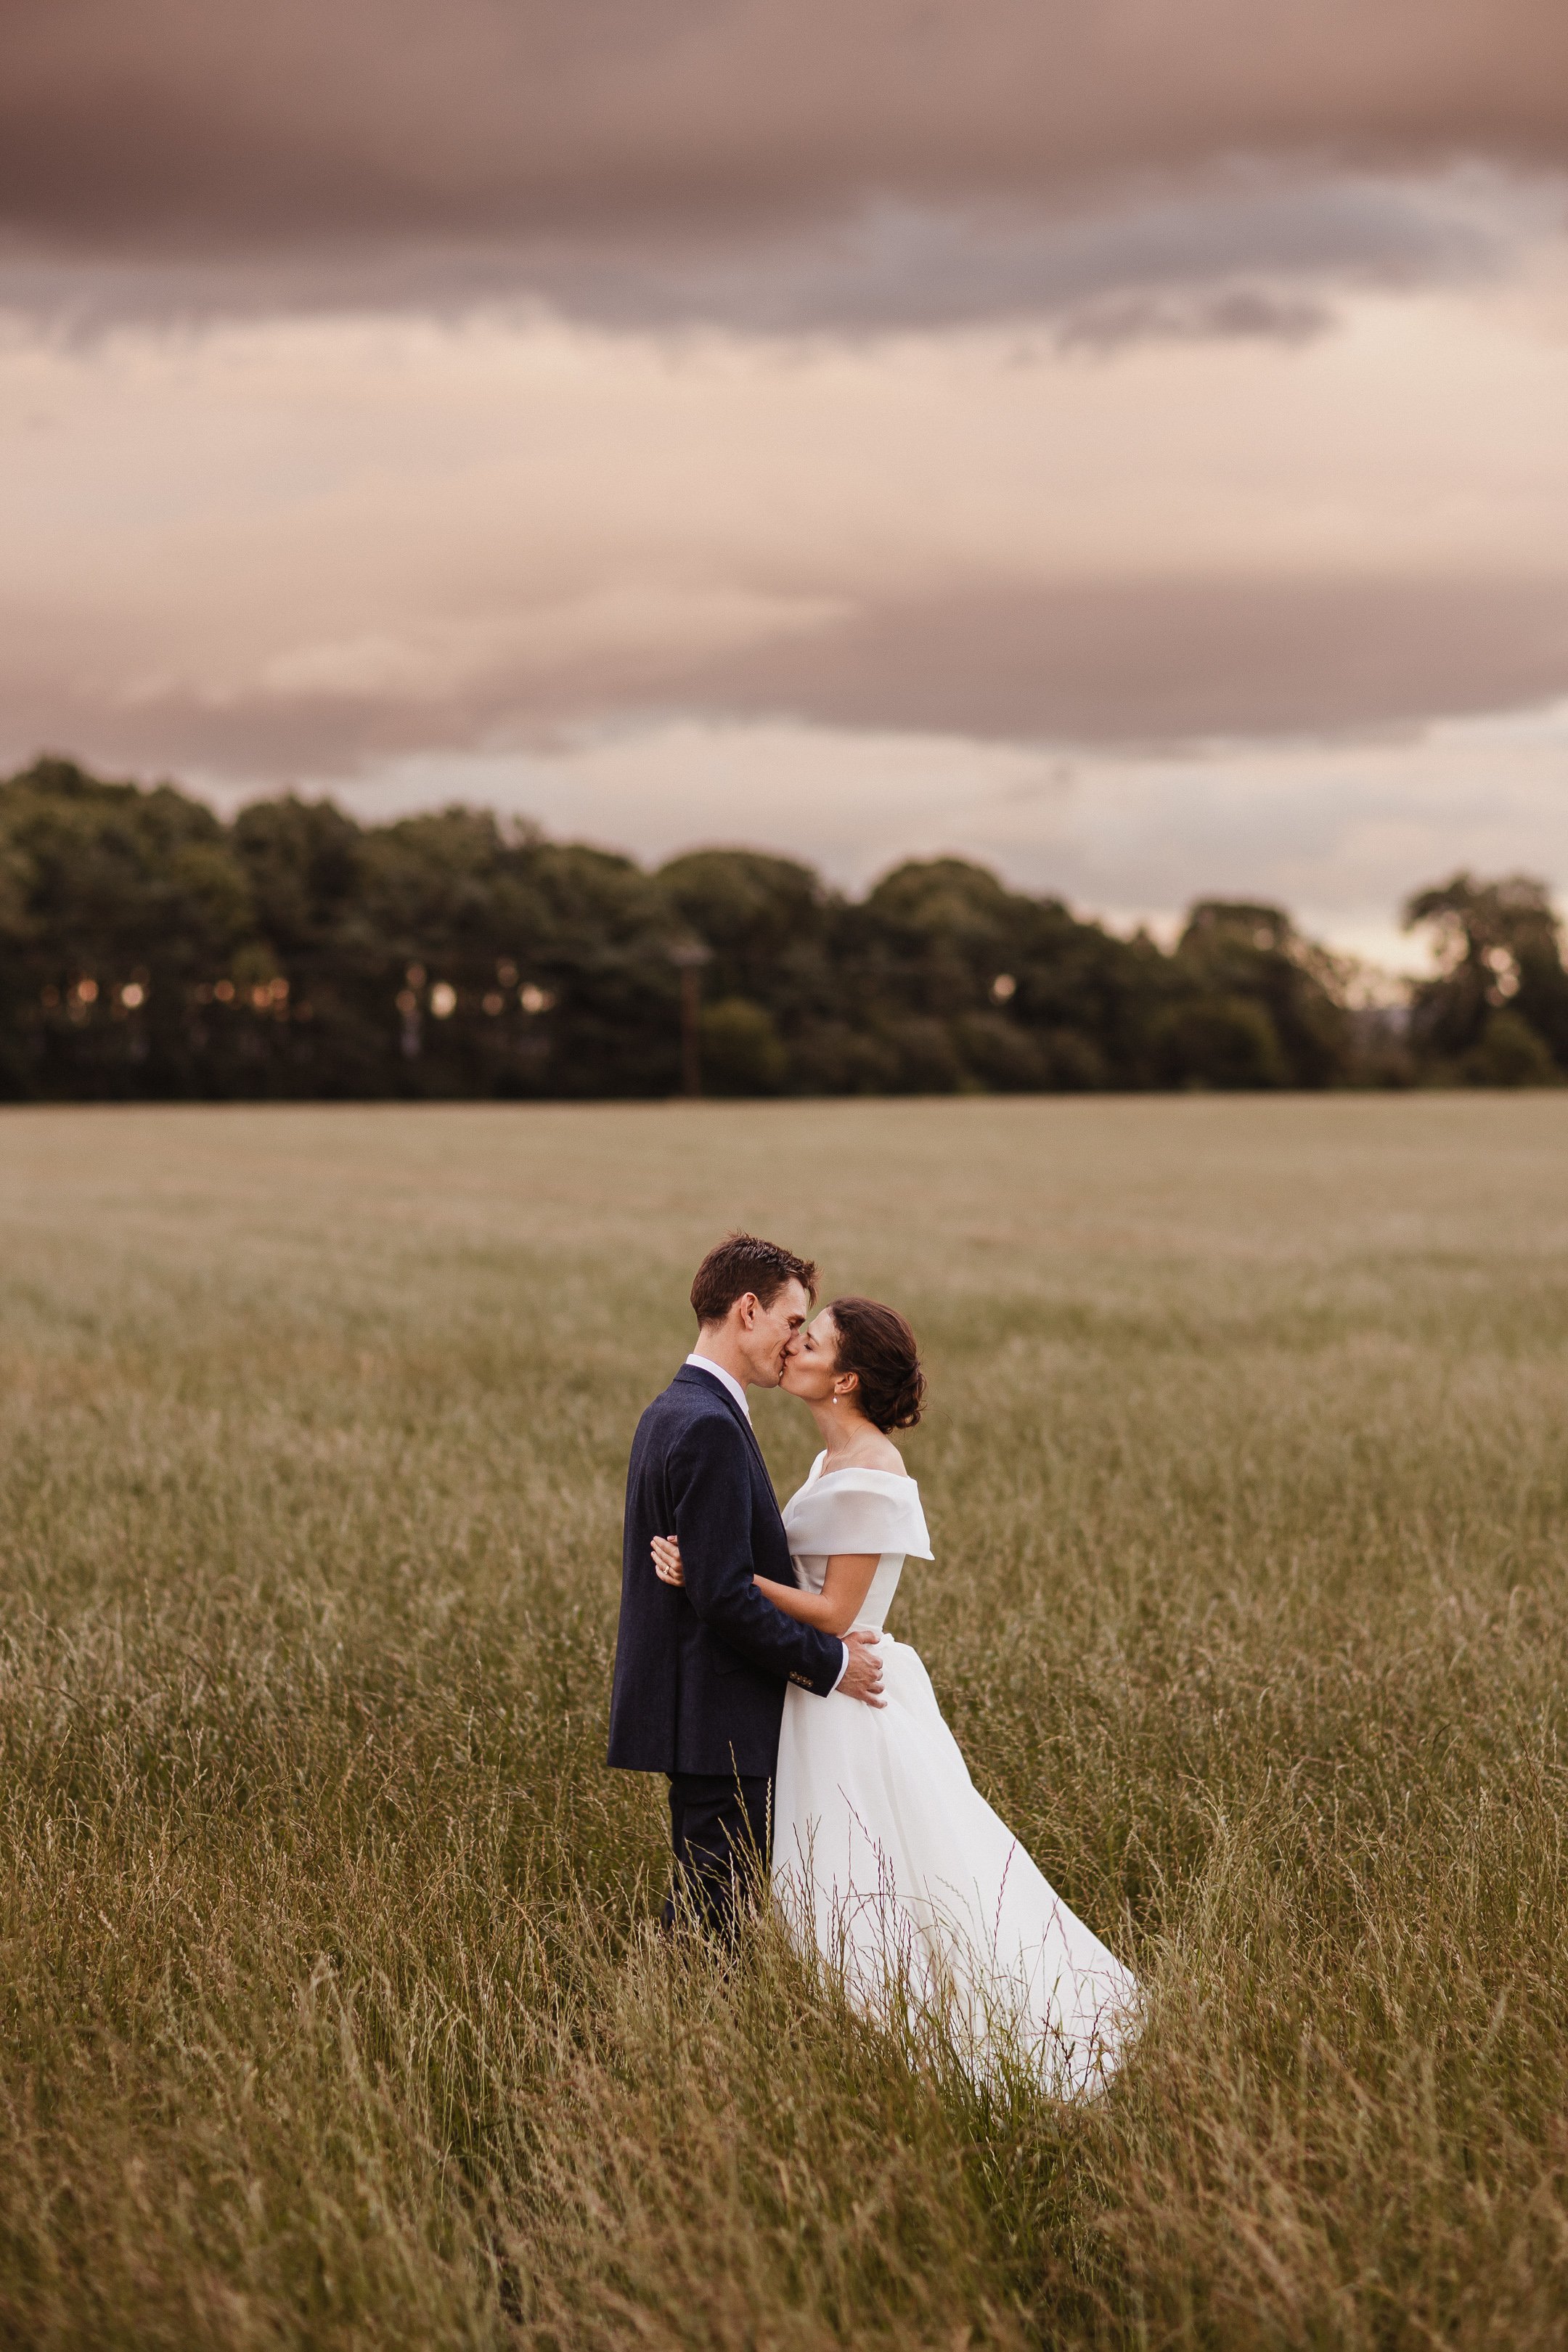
[{"xmin": 780, "ymin": 1308, "xmax": 841, "ymax": 1403}]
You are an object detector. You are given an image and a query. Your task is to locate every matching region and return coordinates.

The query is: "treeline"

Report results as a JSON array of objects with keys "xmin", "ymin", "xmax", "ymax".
[{"xmin": 1, "ymin": 756, "xmax": 1564, "ymax": 1101}]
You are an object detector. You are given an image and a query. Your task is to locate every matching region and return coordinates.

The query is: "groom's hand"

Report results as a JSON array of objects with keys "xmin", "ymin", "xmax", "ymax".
[{"xmin": 839, "ymin": 1628, "xmax": 886, "ymax": 1708}]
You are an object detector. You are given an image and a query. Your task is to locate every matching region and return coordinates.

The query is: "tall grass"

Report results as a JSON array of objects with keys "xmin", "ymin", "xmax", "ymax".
[{"xmin": 1, "ymin": 1095, "xmax": 1566, "ymax": 2348}]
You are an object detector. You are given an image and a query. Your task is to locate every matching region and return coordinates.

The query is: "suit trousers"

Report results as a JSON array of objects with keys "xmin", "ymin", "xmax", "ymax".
[{"xmin": 663, "ymin": 1771, "xmax": 772, "ymax": 1936}]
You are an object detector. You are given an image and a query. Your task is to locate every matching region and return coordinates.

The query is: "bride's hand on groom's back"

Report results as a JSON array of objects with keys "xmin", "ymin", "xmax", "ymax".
[{"xmin": 650, "ymin": 1535, "xmax": 685, "ymax": 1585}]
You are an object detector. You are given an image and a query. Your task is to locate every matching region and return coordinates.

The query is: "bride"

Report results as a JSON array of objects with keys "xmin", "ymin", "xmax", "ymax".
[{"xmin": 652, "ymin": 1294, "xmax": 1138, "ymax": 2096}]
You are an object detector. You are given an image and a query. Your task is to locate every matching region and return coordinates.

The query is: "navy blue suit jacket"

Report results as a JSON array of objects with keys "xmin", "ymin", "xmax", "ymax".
[{"xmin": 606, "ymin": 1365, "xmax": 844, "ymax": 1776}]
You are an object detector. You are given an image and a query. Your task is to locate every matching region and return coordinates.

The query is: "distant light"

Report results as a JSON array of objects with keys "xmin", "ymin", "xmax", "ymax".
[
  {"xmin": 215, "ymin": 979, "xmax": 235, "ymax": 1003},
  {"xmin": 430, "ymin": 981, "xmax": 457, "ymax": 1019},
  {"xmin": 482, "ymin": 991, "xmax": 505, "ymax": 1016},
  {"xmin": 990, "ymin": 973, "xmax": 1017, "ymax": 1003},
  {"xmin": 395, "ymin": 989, "xmax": 417, "ymax": 1016},
  {"xmin": 497, "ymin": 960, "xmax": 518, "ymax": 987},
  {"xmin": 1482, "ymin": 946, "xmax": 1522, "ymax": 1000},
  {"xmin": 76, "ymin": 978, "xmax": 99, "ymax": 1005},
  {"xmin": 519, "ymin": 983, "xmax": 555, "ymax": 1015},
  {"xmin": 407, "ymin": 962, "xmax": 427, "ymax": 987},
  {"xmin": 121, "ymin": 982, "xmax": 146, "ymax": 1009}
]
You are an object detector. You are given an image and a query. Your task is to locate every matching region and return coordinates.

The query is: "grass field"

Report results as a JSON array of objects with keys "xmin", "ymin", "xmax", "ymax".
[{"xmin": 1, "ymin": 1095, "xmax": 1567, "ymax": 2351}]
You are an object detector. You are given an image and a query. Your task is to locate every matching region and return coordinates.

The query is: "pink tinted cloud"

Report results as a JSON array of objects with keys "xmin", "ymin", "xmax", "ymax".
[
  {"xmin": 4, "ymin": 0, "xmax": 1567, "ymax": 257},
  {"xmin": 7, "ymin": 574, "xmax": 1568, "ymax": 782}
]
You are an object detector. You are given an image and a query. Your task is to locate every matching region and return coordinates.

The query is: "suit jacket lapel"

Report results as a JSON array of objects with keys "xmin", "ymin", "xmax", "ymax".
[{"xmin": 671, "ymin": 1364, "xmax": 778, "ymax": 1497}]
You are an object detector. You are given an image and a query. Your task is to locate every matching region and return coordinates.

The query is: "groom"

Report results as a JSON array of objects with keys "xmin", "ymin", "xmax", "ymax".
[{"xmin": 607, "ymin": 1231, "xmax": 885, "ymax": 1932}]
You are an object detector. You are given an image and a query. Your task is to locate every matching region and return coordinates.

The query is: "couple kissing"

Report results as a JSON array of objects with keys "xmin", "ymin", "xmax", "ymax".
[{"xmin": 608, "ymin": 1231, "xmax": 1138, "ymax": 2094}]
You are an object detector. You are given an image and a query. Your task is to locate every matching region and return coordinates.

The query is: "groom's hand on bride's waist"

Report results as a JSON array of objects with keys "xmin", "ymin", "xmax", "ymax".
[{"xmin": 838, "ymin": 1628, "xmax": 886, "ymax": 1708}]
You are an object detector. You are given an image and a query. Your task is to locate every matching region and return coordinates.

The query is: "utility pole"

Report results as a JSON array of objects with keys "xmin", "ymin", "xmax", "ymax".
[{"xmin": 667, "ymin": 941, "xmax": 713, "ymax": 1098}]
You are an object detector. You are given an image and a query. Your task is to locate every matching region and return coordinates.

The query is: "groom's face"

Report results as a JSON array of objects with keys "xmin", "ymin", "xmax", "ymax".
[{"xmin": 742, "ymin": 1277, "xmax": 813, "ymax": 1388}]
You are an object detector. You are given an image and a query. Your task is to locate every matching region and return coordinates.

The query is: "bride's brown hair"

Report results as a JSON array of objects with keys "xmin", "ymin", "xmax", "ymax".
[{"xmin": 828, "ymin": 1296, "xmax": 926, "ymax": 1432}]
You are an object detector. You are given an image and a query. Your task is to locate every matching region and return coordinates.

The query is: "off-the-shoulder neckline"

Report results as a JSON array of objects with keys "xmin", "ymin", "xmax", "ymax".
[{"xmin": 808, "ymin": 1453, "xmax": 912, "ymax": 1486}]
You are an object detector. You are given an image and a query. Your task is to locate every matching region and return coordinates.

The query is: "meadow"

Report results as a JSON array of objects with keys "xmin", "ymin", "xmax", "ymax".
[{"xmin": 1, "ymin": 1093, "xmax": 1566, "ymax": 2351}]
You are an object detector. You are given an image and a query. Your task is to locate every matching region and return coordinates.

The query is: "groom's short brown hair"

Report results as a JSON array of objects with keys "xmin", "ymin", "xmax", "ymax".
[{"xmin": 690, "ymin": 1233, "xmax": 817, "ymax": 1327}]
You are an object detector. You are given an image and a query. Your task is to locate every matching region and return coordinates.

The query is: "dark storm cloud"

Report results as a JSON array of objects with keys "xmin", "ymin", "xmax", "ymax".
[
  {"xmin": 420, "ymin": 171, "xmax": 1533, "ymax": 340},
  {"xmin": 2, "ymin": 166, "xmax": 1550, "ymax": 343},
  {"xmin": 7, "ymin": 575, "xmax": 1567, "ymax": 783},
  {"xmin": 3, "ymin": 1, "xmax": 1567, "ymax": 294}
]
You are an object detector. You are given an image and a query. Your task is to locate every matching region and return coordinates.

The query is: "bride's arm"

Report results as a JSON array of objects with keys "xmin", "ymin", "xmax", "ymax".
[
  {"xmin": 651, "ymin": 1538, "xmax": 879, "ymax": 1638},
  {"xmin": 754, "ymin": 1556, "xmax": 878, "ymax": 1637}
]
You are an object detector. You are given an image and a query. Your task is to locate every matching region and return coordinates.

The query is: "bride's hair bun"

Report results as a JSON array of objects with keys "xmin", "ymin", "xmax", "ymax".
[{"xmin": 828, "ymin": 1295, "xmax": 926, "ymax": 1432}]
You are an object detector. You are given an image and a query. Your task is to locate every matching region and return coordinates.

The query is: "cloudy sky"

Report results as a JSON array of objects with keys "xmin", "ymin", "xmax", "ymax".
[{"xmin": 4, "ymin": 0, "xmax": 1567, "ymax": 963}]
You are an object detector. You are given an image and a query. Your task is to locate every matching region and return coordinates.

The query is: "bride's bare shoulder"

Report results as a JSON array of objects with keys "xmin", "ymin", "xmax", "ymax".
[{"xmin": 856, "ymin": 1431, "xmax": 908, "ymax": 1477}]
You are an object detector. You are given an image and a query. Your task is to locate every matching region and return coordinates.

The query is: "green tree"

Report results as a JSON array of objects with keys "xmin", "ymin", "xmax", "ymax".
[
  {"xmin": 1403, "ymin": 873, "xmax": 1567, "ymax": 1080},
  {"xmin": 1172, "ymin": 901, "xmax": 1355, "ymax": 1087},
  {"xmin": 844, "ymin": 857, "xmax": 1151, "ymax": 1091},
  {"xmin": 698, "ymin": 997, "xmax": 788, "ymax": 1095},
  {"xmin": 0, "ymin": 756, "xmax": 258, "ymax": 1100},
  {"xmin": 1458, "ymin": 1009, "xmax": 1560, "ymax": 1087},
  {"xmin": 658, "ymin": 849, "xmax": 836, "ymax": 1037},
  {"xmin": 1152, "ymin": 996, "xmax": 1289, "ymax": 1090},
  {"xmin": 4, "ymin": 752, "xmax": 1480, "ymax": 1104}
]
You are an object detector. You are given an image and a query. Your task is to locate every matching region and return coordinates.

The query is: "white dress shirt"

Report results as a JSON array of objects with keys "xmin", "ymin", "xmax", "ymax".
[{"xmin": 683, "ymin": 1353, "xmax": 849, "ymax": 1693}]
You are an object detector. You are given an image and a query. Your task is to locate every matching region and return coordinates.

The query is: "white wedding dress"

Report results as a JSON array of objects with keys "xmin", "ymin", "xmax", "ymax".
[{"xmin": 772, "ymin": 1454, "xmax": 1139, "ymax": 2096}]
